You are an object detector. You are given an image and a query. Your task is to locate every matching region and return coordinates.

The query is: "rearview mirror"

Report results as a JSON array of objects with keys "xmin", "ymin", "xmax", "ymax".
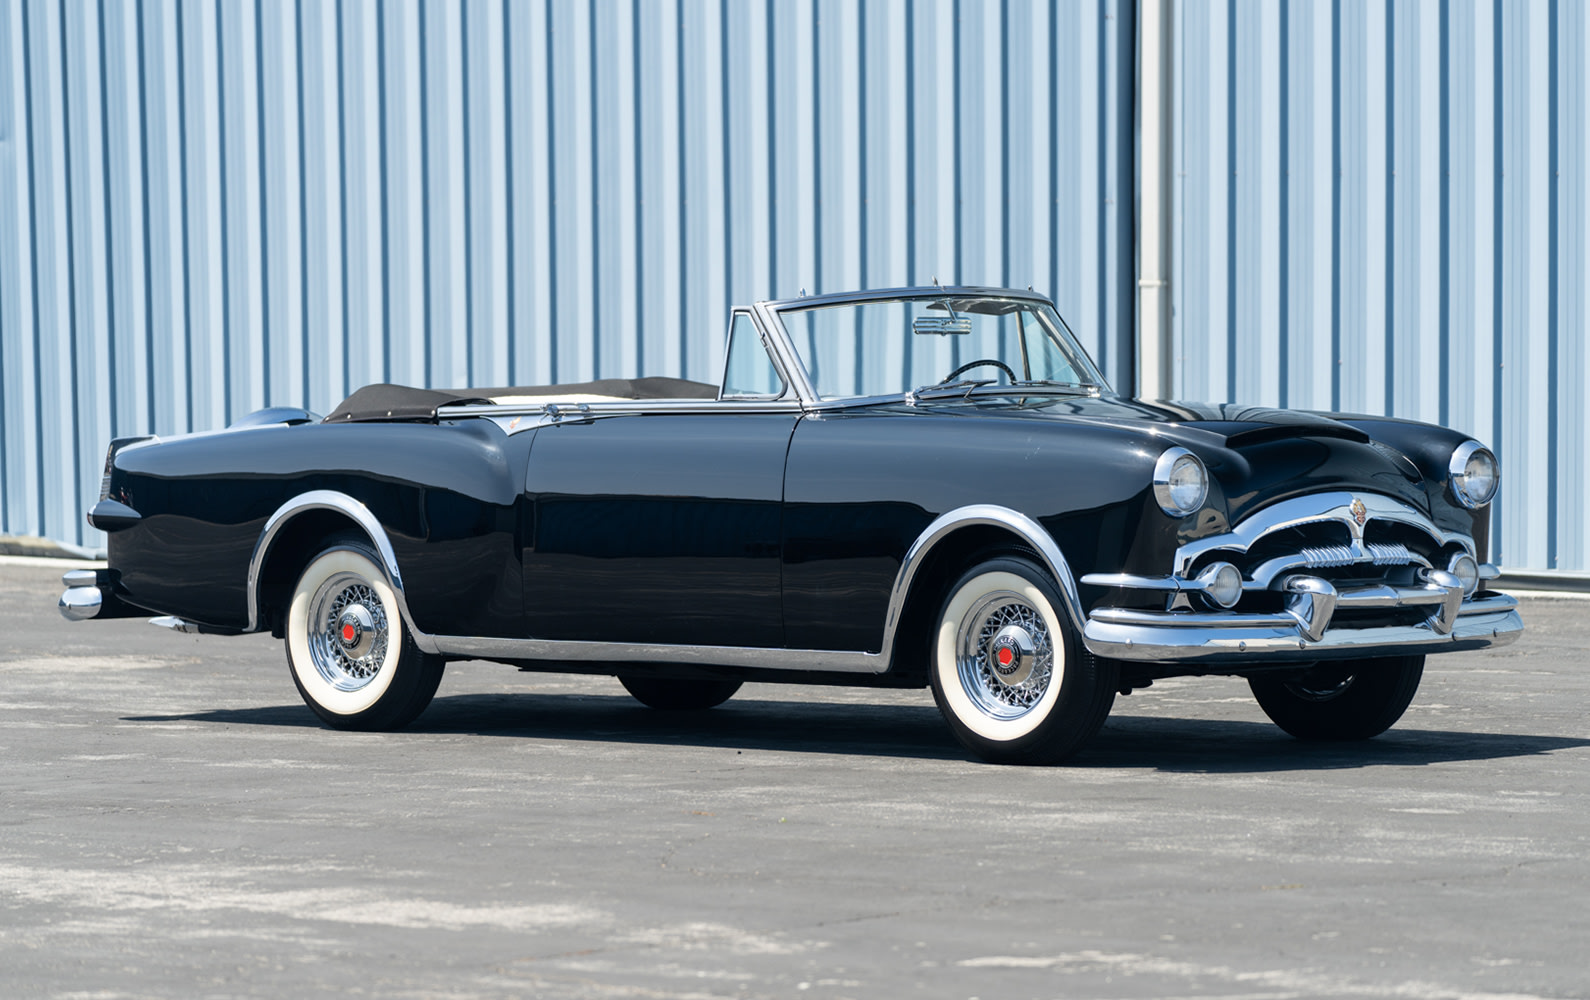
[{"xmin": 913, "ymin": 316, "xmax": 971, "ymax": 335}]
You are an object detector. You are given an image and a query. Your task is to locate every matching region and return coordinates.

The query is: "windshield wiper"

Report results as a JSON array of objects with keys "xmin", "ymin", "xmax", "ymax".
[
  {"xmin": 908, "ymin": 379, "xmax": 996, "ymax": 401},
  {"xmin": 910, "ymin": 379, "xmax": 1100, "ymax": 402},
  {"xmin": 998, "ymin": 379, "xmax": 1101, "ymax": 394}
]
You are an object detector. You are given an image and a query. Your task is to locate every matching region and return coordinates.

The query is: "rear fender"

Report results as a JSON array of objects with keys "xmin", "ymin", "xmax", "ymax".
[{"xmin": 246, "ymin": 490, "xmax": 438, "ymax": 654}]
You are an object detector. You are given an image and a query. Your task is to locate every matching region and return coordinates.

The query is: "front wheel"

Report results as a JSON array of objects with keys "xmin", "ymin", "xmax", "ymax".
[
  {"xmin": 285, "ymin": 541, "xmax": 444, "ymax": 731},
  {"xmin": 930, "ymin": 556, "xmax": 1116, "ymax": 765},
  {"xmin": 1247, "ymin": 655, "xmax": 1424, "ymax": 741}
]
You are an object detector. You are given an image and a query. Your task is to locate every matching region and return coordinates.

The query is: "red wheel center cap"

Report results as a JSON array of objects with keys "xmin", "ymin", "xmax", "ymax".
[
  {"xmin": 341, "ymin": 622, "xmax": 357, "ymax": 644},
  {"xmin": 997, "ymin": 647, "xmax": 1014, "ymax": 667}
]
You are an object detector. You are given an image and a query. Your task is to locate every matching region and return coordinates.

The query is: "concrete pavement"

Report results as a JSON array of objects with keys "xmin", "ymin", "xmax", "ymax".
[{"xmin": 2, "ymin": 558, "xmax": 1587, "ymax": 999}]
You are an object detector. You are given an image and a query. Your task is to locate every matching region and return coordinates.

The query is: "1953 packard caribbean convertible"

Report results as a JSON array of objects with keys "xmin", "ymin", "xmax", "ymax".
[{"xmin": 60, "ymin": 286, "xmax": 1522, "ymax": 764}]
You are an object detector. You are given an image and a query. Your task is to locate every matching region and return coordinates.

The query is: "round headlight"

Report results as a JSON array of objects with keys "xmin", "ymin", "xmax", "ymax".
[
  {"xmin": 1154, "ymin": 447, "xmax": 1208, "ymax": 517},
  {"xmin": 1450, "ymin": 441, "xmax": 1499, "ymax": 508},
  {"xmin": 1197, "ymin": 561, "xmax": 1244, "ymax": 608}
]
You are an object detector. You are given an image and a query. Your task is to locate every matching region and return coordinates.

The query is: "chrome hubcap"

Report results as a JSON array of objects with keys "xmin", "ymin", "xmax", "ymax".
[
  {"xmin": 956, "ymin": 592, "xmax": 1054, "ymax": 719},
  {"xmin": 308, "ymin": 574, "xmax": 390, "ymax": 692}
]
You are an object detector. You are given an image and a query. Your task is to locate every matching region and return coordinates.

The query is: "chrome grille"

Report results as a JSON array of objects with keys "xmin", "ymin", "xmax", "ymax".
[
  {"xmin": 1367, "ymin": 542, "xmax": 1414, "ymax": 565},
  {"xmin": 1174, "ymin": 492, "xmax": 1469, "ymax": 592},
  {"xmin": 1299, "ymin": 545, "xmax": 1355, "ymax": 568}
]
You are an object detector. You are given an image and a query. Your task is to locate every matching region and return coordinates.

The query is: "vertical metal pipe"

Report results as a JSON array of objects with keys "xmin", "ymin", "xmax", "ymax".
[{"xmin": 1136, "ymin": 0, "xmax": 1173, "ymax": 399}]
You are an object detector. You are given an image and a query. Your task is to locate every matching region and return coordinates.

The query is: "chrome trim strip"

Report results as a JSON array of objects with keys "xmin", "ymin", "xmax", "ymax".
[
  {"xmin": 420, "ymin": 503, "xmax": 1080, "ymax": 677},
  {"xmin": 1083, "ymin": 595, "xmax": 1523, "ymax": 663},
  {"xmin": 149, "ymin": 615, "xmax": 200, "ymax": 634},
  {"xmin": 441, "ymin": 399, "xmax": 806, "ymax": 419},
  {"xmin": 245, "ymin": 490, "xmax": 437, "ymax": 654},
  {"xmin": 426, "ymin": 634, "xmax": 883, "ymax": 673},
  {"xmin": 758, "ymin": 284, "xmax": 1054, "ymax": 312},
  {"xmin": 1173, "ymin": 491, "xmax": 1474, "ymax": 579},
  {"xmin": 1079, "ymin": 572, "xmax": 1185, "ymax": 592}
]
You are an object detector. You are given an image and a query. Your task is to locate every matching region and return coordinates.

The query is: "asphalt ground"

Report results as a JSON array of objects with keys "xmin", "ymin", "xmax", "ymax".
[{"xmin": 2, "ymin": 556, "xmax": 1588, "ymax": 1000}]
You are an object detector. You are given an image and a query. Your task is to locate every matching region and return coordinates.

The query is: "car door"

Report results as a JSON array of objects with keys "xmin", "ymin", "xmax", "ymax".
[{"xmin": 521, "ymin": 312, "xmax": 798, "ymax": 648}]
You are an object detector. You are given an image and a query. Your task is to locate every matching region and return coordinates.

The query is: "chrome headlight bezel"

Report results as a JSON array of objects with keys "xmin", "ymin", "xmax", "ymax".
[
  {"xmin": 1449, "ymin": 441, "xmax": 1500, "ymax": 509},
  {"xmin": 1153, "ymin": 447, "xmax": 1208, "ymax": 518}
]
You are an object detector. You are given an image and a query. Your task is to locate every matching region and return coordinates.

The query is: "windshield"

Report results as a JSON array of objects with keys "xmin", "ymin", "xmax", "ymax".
[{"xmin": 774, "ymin": 296, "xmax": 1105, "ymax": 401}]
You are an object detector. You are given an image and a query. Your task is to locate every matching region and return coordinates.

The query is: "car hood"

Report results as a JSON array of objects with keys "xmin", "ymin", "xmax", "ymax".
[{"xmin": 892, "ymin": 392, "xmax": 1443, "ymax": 523}]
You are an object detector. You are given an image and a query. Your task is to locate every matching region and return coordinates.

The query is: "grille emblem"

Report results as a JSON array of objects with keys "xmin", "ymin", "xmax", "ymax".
[{"xmin": 1350, "ymin": 498, "xmax": 1368, "ymax": 526}]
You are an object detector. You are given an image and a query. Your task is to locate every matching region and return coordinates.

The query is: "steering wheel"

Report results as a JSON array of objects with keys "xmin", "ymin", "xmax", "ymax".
[{"xmin": 940, "ymin": 359, "xmax": 1017, "ymax": 384}]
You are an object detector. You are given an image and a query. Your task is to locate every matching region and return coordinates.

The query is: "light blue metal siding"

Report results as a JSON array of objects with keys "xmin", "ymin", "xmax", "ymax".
[
  {"xmin": 1173, "ymin": 0, "xmax": 1589, "ymax": 572},
  {"xmin": 1, "ymin": 0, "xmax": 1132, "ymax": 553}
]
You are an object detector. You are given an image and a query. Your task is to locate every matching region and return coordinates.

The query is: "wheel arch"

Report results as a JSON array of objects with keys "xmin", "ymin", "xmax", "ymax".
[
  {"xmin": 247, "ymin": 490, "xmax": 435, "ymax": 653},
  {"xmin": 882, "ymin": 505, "xmax": 1086, "ymax": 676}
]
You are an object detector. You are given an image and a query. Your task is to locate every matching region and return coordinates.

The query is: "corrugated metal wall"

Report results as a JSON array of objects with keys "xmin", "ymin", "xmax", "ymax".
[
  {"xmin": 1173, "ymin": 0, "xmax": 1588, "ymax": 572},
  {"xmin": 0, "ymin": 0, "xmax": 1134, "ymax": 553},
  {"xmin": 4, "ymin": 0, "xmax": 1581, "ymax": 574}
]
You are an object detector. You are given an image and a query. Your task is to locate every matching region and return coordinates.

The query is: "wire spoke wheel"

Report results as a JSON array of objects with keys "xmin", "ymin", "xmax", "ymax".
[
  {"xmin": 956, "ymin": 591, "xmax": 1054, "ymax": 719},
  {"xmin": 285, "ymin": 540, "xmax": 444, "ymax": 731},
  {"xmin": 306, "ymin": 574, "xmax": 391, "ymax": 692},
  {"xmin": 931, "ymin": 555, "xmax": 1115, "ymax": 765}
]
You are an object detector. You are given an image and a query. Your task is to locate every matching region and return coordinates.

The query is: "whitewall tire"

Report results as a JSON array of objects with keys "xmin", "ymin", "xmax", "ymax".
[
  {"xmin": 930, "ymin": 556, "xmax": 1116, "ymax": 764},
  {"xmin": 285, "ymin": 541, "xmax": 444, "ymax": 730}
]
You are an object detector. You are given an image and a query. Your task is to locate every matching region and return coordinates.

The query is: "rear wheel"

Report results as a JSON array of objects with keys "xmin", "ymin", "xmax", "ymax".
[
  {"xmin": 930, "ymin": 555, "xmax": 1116, "ymax": 765},
  {"xmin": 619, "ymin": 675, "xmax": 742, "ymax": 711},
  {"xmin": 1247, "ymin": 655, "xmax": 1424, "ymax": 741},
  {"xmin": 285, "ymin": 541, "xmax": 444, "ymax": 731}
]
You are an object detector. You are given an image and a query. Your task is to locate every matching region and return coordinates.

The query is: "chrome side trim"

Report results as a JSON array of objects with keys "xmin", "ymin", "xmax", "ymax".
[
  {"xmin": 149, "ymin": 615, "xmax": 200, "ymax": 634},
  {"xmin": 245, "ymin": 490, "xmax": 437, "ymax": 655},
  {"xmin": 425, "ymin": 634, "xmax": 883, "ymax": 673},
  {"xmin": 418, "ymin": 503, "xmax": 1079, "ymax": 677},
  {"xmin": 1079, "ymin": 572, "xmax": 1184, "ymax": 592},
  {"xmin": 441, "ymin": 399, "xmax": 806, "ymax": 420}
]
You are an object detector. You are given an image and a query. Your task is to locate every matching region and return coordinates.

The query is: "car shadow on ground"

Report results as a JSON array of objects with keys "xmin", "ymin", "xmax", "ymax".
[{"xmin": 121, "ymin": 692, "xmax": 1590, "ymax": 772}]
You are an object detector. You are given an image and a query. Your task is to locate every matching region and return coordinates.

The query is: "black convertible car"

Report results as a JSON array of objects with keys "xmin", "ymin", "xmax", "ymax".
[{"xmin": 60, "ymin": 287, "xmax": 1522, "ymax": 764}]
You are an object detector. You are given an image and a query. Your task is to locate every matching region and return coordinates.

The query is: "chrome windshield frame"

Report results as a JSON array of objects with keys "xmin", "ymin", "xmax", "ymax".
[{"xmin": 753, "ymin": 286, "xmax": 1109, "ymax": 408}]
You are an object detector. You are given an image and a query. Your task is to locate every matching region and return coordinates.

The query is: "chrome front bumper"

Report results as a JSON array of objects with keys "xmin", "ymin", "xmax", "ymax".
[{"xmin": 1082, "ymin": 585, "xmax": 1523, "ymax": 664}]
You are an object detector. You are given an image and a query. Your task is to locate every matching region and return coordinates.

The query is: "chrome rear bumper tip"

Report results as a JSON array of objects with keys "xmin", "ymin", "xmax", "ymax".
[{"xmin": 59, "ymin": 586, "xmax": 103, "ymax": 621}]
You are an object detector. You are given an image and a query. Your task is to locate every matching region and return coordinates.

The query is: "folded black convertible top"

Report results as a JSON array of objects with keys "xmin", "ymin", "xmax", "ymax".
[{"xmin": 323, "ymin": 377, "xmax": 718, "ymax": 423}]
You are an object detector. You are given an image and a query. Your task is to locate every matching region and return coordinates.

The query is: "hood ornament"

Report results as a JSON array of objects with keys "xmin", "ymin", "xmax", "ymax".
[{"xmin": 1350, "ymin": 497, "xmax": 1368, "ymax": 527}]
